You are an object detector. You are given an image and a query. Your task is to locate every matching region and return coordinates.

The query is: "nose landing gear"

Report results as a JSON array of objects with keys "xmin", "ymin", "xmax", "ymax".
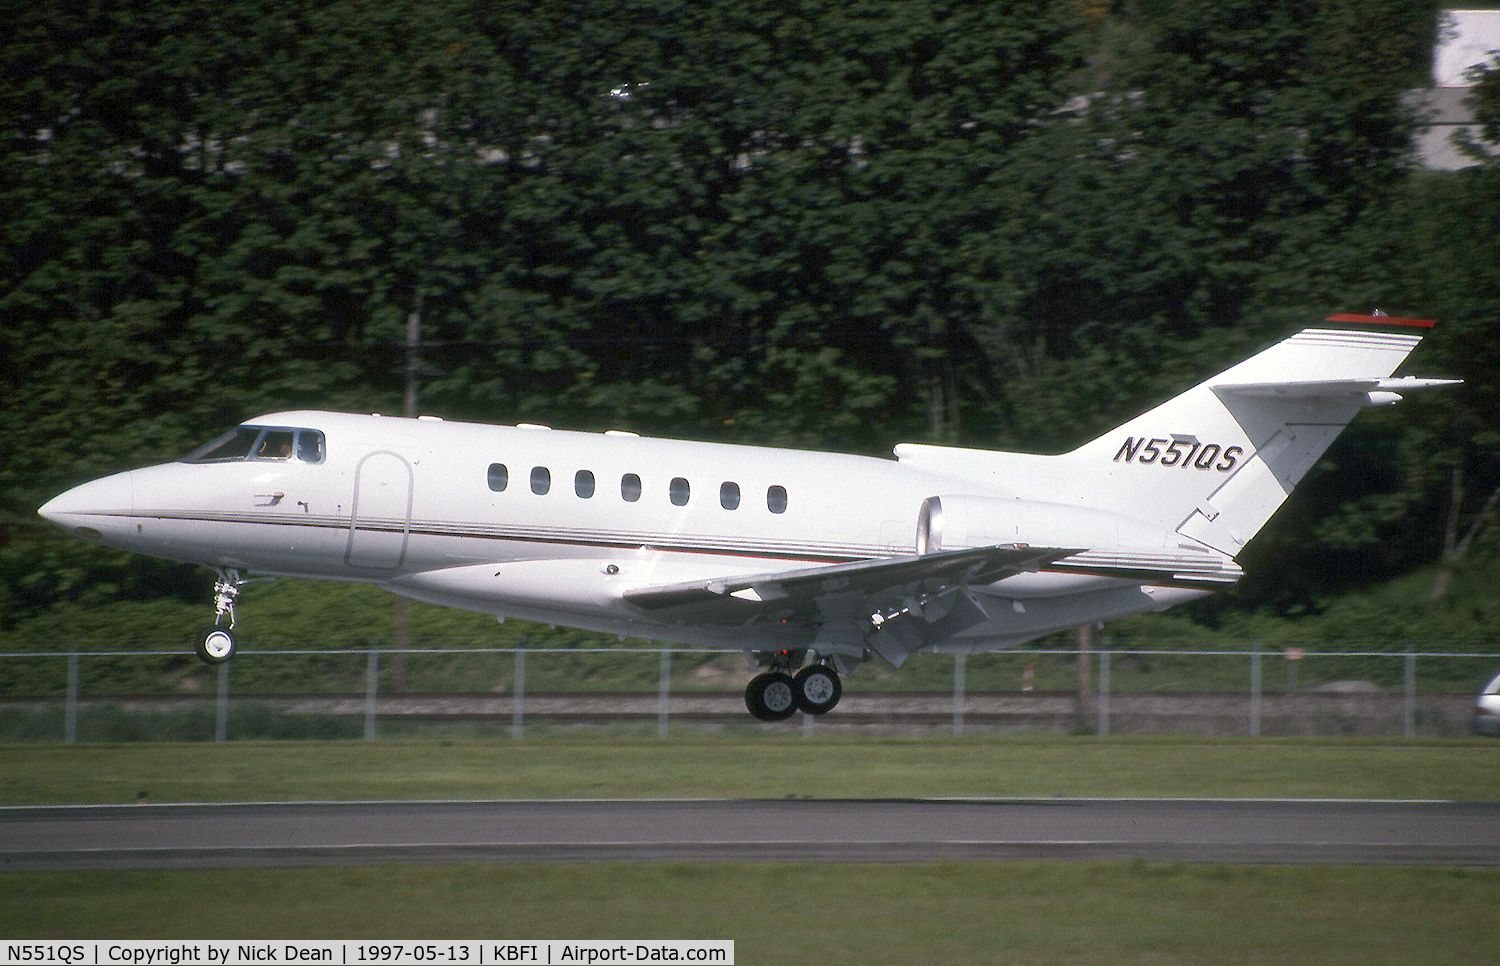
[{"xmin": 193, "ymin": 569, "xmax": 244, "ymax": 665}]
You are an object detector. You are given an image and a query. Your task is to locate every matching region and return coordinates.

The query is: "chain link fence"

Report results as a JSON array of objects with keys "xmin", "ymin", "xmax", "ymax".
[{"xmin": 2, "ymin": 645, "xmax": 1497, "ymax": 741}]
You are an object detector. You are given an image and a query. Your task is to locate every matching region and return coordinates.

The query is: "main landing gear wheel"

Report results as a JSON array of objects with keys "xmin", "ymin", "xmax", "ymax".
[
  {"xmin": 745, "ymin": 672, "xmax": 798, "ymax": 722},
  {"xmin": 793, "ymin": 664, "xmax": 842, "ymax": 715}
]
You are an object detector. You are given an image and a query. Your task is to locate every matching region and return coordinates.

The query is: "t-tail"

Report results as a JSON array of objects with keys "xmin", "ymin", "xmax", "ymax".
[{"xmin": 1065, "ymin": 314, "xmax": 1458, "ymax": 557}]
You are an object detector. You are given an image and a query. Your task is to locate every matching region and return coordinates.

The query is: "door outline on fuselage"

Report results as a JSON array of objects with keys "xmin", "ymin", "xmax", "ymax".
[{"xmin": 345, "ymin": 450, "xmax": 414, "ymax": 570}]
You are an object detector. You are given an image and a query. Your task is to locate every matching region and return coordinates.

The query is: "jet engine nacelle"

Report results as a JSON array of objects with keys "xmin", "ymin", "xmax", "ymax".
[{"xmin": 916, "ymin": 494, "xmax": 1172, "ymax": 555}]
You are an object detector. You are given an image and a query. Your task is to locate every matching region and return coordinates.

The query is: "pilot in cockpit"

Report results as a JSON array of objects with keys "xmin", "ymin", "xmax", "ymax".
[{"xmin": 256, "ymin": 432, "xmax": 295, "ymax": 460}]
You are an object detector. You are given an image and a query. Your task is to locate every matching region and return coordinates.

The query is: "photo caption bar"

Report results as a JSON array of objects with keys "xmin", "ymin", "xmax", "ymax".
[{"xmin": 0, "ymin": 942, "xmax": 733, "ymax": 966}]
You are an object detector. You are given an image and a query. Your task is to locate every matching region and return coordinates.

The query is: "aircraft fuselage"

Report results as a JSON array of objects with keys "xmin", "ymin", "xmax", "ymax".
[{"xmin": 42, "ymin": 412, "xmax": 1183, "ymax": 652}]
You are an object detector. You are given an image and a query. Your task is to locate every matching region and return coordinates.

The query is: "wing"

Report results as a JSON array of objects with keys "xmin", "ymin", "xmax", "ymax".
[{"xmin": 621, "ymin": 544, "xmax": 1076, "ymax": 628}]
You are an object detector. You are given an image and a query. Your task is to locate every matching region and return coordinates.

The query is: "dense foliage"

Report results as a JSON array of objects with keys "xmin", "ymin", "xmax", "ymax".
[{"xmin": 4, "ymin": 0, "xmax": 1497, "ymax": 647}]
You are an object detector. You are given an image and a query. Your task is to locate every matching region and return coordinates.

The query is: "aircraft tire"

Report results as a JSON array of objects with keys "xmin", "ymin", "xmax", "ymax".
[
  {"xmin": 745, "ymin": 672, "xmax": 797, "ymax": 722},
  {"xmin": 793, "ymin": 665, "xmax": 841, "ymax": 715},
  {"xmin": 195, "ymin": 626, "xmax": 237, "ymax": 665}
]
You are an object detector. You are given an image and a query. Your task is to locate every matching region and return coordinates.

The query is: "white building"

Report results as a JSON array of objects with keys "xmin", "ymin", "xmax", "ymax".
[{"xmin": 1408, "ymin": 8, "xmax": 1500, "ymax": 169}]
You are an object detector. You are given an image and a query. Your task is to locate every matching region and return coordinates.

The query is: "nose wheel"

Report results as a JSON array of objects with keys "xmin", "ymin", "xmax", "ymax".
[{"xmin": 195, "ymin": 625, "xmax": 237, "ymax": 665}]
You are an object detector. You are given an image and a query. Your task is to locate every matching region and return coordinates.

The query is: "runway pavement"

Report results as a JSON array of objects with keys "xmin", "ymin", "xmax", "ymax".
[{"xmin": 3, "ymin": 798, "xmax": 1498, "ymax": 869}]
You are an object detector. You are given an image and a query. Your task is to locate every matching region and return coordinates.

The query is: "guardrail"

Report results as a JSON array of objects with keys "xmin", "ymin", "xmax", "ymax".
[{"xmin": 2, "ymin": 646, "xmax": 1497, "ymax": 741}]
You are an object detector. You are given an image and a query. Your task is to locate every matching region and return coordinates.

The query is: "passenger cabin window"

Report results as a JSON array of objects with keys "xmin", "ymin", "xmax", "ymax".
[
  {"xmin": 182, "ymin": 426, "xmax": 325, "ymax": 465},
  {"xmin": 483, "ymin": 461, "xmax": 786, "ymax": 516}
]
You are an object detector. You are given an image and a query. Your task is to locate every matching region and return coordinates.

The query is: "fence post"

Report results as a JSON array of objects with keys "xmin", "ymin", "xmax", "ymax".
[
  {"xmin": 1404, "ymin": 650, "xmax": 1416, "ymax": 738},
  {"xmin": 953, "ymin": 653, "xmax": 966, "ymax": 737},
  {"xmin": 512, "ymin": 646, "xmax": 526, "ymax": 740},
  {"xmin": 1097, "ymin": 648, "xmax": 1111, "ymax": 736},
  {"xmin": 65, "ymin": 652, "xmax": 79, "ymax": 744},
  {"xmin": 658, "ymin": 647, "xmax": 671, "ymax": 739},
  {"xmin": 1074, "ymin": 625, "xmax": 1093, "ymax": 727},
  {"xmin": 216, "ymin": 660, "xmax": 230, "ymax": 742},
  {"xmin": 364, "ymin": 650, "xmax": 379, "ymax": 741},
  {"xmin": 1249, "ymin": 649, "xmax": 1261, "ymax": 738}
]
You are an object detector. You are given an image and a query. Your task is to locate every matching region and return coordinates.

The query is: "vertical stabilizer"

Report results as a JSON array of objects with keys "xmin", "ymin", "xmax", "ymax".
[{"xmin": 1062, "ymin": 315, "xmax": 1455, "ymax": 557}]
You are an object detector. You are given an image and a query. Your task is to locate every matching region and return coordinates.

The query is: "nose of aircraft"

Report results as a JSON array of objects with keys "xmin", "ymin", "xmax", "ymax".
[{"xmin": 37, "ymin": 471, "xmax": 136, "ymax": 539}]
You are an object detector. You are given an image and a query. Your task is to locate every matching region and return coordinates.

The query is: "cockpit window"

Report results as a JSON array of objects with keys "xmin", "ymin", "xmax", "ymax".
[
  {"xmin": 184, "ymin": 427, "xmax": 260, "ymax": 463},
  {"xmin": 297, "ymin": 431, "xmax": 325, "ymax": 463},
  {"xmin": 256, "ymin": 430, "xmax": 296, "ymax": 460},
  {"xmin": 183, "ymin": 426, "xmax": 326, "ymax": 464}
]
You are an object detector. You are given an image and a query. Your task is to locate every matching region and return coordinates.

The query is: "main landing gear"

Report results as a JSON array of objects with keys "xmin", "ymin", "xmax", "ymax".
[
  {"xmin": 744, "ymin": 653, "xmax": 843, "ymax": 722},
  {"xmin": 194, "ymin": 568, "xmax": 245, "ymax": 665}
]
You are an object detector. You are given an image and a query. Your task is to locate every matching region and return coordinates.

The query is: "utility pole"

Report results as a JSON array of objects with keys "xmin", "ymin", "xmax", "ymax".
[
  {"xmin": 392, "ymin": 296, "xmax": 423, "ymax": 693},
  {"xmin": 404, "ymin": 296, "xmax": 423, "ymax": 420}
]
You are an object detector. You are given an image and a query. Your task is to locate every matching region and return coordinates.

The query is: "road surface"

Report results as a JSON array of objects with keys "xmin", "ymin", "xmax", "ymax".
[{"xmin": 3, "ymin": 798, "xmax": 1496, "ymax": 869}]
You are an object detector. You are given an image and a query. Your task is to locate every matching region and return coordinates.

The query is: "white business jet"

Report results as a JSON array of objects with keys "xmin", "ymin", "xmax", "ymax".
[{"xmin": 39, "ymin": 314, "xmax": 1457, "ymax": 720}]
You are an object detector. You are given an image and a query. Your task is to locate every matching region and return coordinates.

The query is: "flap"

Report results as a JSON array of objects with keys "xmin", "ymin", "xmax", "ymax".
[{"xmin": 621, "ymin": 544, "xmax": 1075, "ymax": 625}]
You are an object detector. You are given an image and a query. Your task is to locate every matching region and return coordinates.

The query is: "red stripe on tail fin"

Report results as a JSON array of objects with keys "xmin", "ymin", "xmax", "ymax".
[{"xmin": 1325, "ymin": 313, "xmax": 1437, "ymax": 329}]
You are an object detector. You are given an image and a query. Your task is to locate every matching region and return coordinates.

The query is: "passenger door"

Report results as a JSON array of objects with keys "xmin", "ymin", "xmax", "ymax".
[{"xmin": 345, "ymin": 451, "xmax": 414, "ymax": 569}]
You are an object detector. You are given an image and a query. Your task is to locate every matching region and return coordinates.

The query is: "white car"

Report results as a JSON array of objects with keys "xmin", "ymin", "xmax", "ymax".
[{"xmin": 1474, "ymin": 671, "xmax": 1500, "ymax": 736}]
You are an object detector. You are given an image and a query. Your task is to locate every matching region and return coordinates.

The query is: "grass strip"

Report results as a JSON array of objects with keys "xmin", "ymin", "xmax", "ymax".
[
  {"xmin": 1, "ymin": 736, "xmax": 1496, "ymax": 804},
  {"xmin": 2, "ymin": 862, "xmax": 1498, "ymax": 965}
]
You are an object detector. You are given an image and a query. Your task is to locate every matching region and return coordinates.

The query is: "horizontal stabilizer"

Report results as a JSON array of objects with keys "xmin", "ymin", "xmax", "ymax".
[{"xmin": 1213, "ymin": 376, "xmax": 1462, "ymax": 401}]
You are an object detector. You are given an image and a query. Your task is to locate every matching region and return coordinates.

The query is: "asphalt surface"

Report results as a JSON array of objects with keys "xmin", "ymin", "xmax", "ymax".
[{"xmin": 3, "ymin": 798, "xmax": 1498, "ymax": 869}]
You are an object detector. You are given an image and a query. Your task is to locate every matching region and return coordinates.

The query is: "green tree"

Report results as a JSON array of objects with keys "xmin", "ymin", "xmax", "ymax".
[
  {"xmin": 449, "ymin": 0, "xmax": 1089, "ymax": 448},
  {"xmin": 1, "ymin": 0, "xmax": 1487, "ymax": 637},
  {"xmin": 1, "ymin": 0, "xmax": 516, "ymax": 617}
]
